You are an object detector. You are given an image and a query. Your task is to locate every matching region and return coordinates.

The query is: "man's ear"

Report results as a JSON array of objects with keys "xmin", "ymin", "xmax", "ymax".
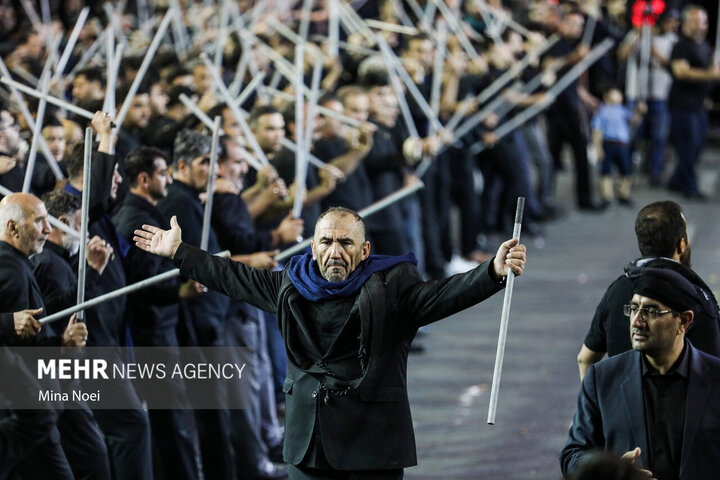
[
  {"xmin": 677, "ymin": 236, "xmax": 688, "ymax": 257},
  {"xmin": 310, "ymin": 240, "xmax": 316, "ymax": 260},
  {"xmin": 57, "ymin": 215, "xmax": 71, "ymax": 227},
  {"xmin": 5, "ymin": 219, "xmax": 18, "ymax": 236},
  {"xmin": 361, "ymin": 240, "xmax": 370, "ymax": 260},
  {"xmin": 138, "ymin": 171, "xmax": 150, "ymax": 188},
  {"xmin": 678, "ymin": 310, "xmax": 694, "ymax": 335}
]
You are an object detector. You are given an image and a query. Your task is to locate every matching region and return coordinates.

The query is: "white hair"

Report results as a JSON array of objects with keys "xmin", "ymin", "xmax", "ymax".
[{"xmin": 0, "ymin": 199, "xmax": 25, "ymax": 237}]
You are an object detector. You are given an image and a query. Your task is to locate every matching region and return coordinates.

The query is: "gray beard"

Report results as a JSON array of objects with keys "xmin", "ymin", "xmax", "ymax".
[{"xmin": 62, "ymin": 234, "xmax": 80, "ymax": 257}]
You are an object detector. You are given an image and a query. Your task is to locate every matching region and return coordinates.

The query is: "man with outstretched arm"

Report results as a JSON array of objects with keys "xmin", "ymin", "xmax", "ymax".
[{"xmin": 135, "ymin": 206, "xmax": 526, "ymax": 480}]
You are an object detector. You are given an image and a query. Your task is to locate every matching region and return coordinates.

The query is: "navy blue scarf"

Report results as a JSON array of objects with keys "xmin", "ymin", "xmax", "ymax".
[{"xmin": 288, "ymin": 253, "xmax": 417, "ymax": 302}]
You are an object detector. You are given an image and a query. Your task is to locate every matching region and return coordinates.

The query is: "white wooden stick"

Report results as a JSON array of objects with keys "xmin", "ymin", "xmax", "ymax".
[
  {"xmin": 115, "ymin": 8, "xmax": 175, "ymax": 130},
  {"xmin": 75, "ymin": 127, "xmax": 93, "ymax": 322},
  {"xmin": 378, "ymin": 36, "xmax": 443, "ymax": 132},
  {"xmin": 67, "ymin": 27, "xmax": 109, "ymax": 81},
  {"xmin": 53, "ymin": 6, "xmax": 91, "ymax": 83},
  {"xmin": 234, "ymin": 72, "xmax": 266, "ymax": 107},
  {"xmin": 41, "ymin": 251, "xmax": 231, "ymax": 325},
  {"xmin": 445, "ymin": 35, "xmax": 559, "ymax": 132},
  {"xmin": 365, "ymin": 19, "xmax": 419, "ymax": 35},
  {"xmin": 275, "ymin": 180, "xmax": 425, "ymax": 262},
  {"xmin": 200, "ymin": 53, "xmax": 270, "ymax": 166},
  {"xmin": 303, "ymin": 59, "xmax": 323, "ymax": 153},
  {"xmin": 177, "ymin": 93, "xmax": 265, "ymax": 172},
  {"xmin": 376, "ymin": 41, "xmax": 419, "ymax": 138},
  {"xmin": 292, "ymin": 44, "xmax": 307, "ymax": 220},
  {"xmin": 0, "ymin": 60, "xmax": 62, "ymax": 180},
  {"xmin": 487, "ymin": 197, "xmax": 524, "ymax": 425},
  {"xmin": 200, "ymin": 117, "xmax": 221, "ymax": 251},
  {"xmin": 470, "ymin": 38, "xmax": 614, "ymax": 155},
  {"xmin": 1, "ymin": 76, "xmax": 94, "ymax": 120},
  {"xmin": 328, "ymin": 0, "xmax": 340, "ymax": 57},
  {"xmin": 581, "ymin": 14, "xmax": 597, "ymax": 46},
  {"xmin": 22, "ymin": 70, "xmax": 51, "ymax": 193}
]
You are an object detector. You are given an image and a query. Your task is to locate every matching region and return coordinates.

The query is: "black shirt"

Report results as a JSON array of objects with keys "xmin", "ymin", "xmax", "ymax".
[
  {"xmin": 157, "ymin": 180, "xmax": 229, "ymax": 332},
  {"xmin": 0, "ymin": 163, "xmax": 24, "ymax": 195},
  {"xmin": 583, "ymin": 257, "xmax": 720, "ymax": 357},
  {"xmin": 114, "ymin": 193, "xmax": 182, "ymax": 345},
  {"xmin": 298, "ymin": 294, "xmax": 359, "ymax": 469},
  {"xmin": 212, "ymin": 192, "xmax": 272, "ymax": 254},
  {"xmin": 32, "ymin": 240, "xmax": 102, "ymax": 337},
  {"xmin": 314, "ymin": 137, "xmax": 374, "ymax": 214},
  {"xmin": 642, "ymin": 344, "xmax": 690, "ymax": 480},
  {"xmin": 272, "ymin": 146, "xmax": 322, "ymax": 239},
  {"xmin": 544, "ymin": 37, "xmax": 581, "ymax": 114},
  {"xmin": 668, "ymin": 34, "xmax": 714, "ymax": 111}
]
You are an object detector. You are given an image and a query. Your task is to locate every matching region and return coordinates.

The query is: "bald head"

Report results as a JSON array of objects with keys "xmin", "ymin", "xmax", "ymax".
[{"xmin": 0, "ymin": 193, "xmax": 52, "ymax": 257}]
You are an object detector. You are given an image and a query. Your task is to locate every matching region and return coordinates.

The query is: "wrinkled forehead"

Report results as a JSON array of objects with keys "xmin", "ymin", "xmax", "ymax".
[{"xmin": 314, "ymin": 213, "xmax": 363, "ymax": 239}]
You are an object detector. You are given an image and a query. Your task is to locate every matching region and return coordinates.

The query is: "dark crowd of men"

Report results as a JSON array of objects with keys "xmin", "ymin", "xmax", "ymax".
[{"xmin": 0, "ymin": 0, "xmax": 719, "ymax": 478}]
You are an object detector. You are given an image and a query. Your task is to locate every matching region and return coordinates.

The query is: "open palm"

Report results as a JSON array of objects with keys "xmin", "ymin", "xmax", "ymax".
[{"xmin": 133, "ymin": 215, "xmax": 183, "ymax": 258}]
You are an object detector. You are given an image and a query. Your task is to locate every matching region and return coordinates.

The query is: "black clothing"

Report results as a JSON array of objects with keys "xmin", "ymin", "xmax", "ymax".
[
  {"xmin": 157, "ymin": 179, "xmax": 233, "ymax": 480},
  {"xmin": 545, "ymin": 38, "xmax": 581, "ymax": 115},
  {"xmin": 31, "ymin": 241, "xmax": 102, "ymax": 336},
  {"xmin": 641, "ymin": 345, "xmax": 689, "ymax": 480},
  {"xmin": 157, "ymin": 180, "xmax": 230, "ymax": 332},
  {"xmin": 273, "ymin": 146, "xmax": 322, "ymax": 239},
  {"xmin": 114, "ymin": 193, "xmax": 183, "ymax": 345},
  {"xmin": 0, "ymin": 241, "xmax": 73, "ymax": 480},
  {"xmin": 113, "ymin": 193, "xmax": 200, "ymax": 480},
  {"xmin": 364, "ymin": 120, "xmax": 409, "ymax": 256},
  {"xmin": 0, "ymin": 164, "xmax": 24, "ymax": 196},
  {"xmin": 173, "ymin": 242, "xmax": 505, "ymax": 470},
  {"xmin": 31, "ymin": 157, "xmax": 66, "ymax": 197},
  {"xmin": 212, "ymin": 192, "xmax": 273, "ymax": 254},
  {"xmin": 583, "ymin": 257, "xmax": 720, "ymax": 357},
  {"xmin": 64, "ymin": 154, "xmax": 153, "ymax": 480},
  {"xmin": 30, "ymin": 243, "xmax": 113, "ymax": 480},
  {"xmin": 315, "ymin": 138, "xmax": 374, "ymax": 213},
  {"xmin": 668, "ymin": 34, "xmax": 713, "ymax": 111},
  {"xmin": 0, "ymin": 242, "xmax": 59, "ymax": 345}
]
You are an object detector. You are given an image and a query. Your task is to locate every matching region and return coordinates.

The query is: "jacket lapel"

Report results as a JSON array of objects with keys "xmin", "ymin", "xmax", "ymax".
[
  {"xmin": 620, "ymin": 353, "xmax": 649, "ymax": 464},
  {"xmin": 680, "ymin": 344, "xmax": 711, "ymax": 474}
]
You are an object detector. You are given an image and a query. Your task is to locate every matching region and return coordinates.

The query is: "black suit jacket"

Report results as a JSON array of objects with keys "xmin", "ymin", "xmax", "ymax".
[
  {"xmin": 560, "ymin": 342, "xmax": 720, "ymax": 479},
  {"xmin": 173, "ymin": 242, "xmax": 505, "ymax": 469},
  {"xmin": 0, "ymin": 241, "xmax": 59, "ymax": 346},
  {"xmin": 32, "ymin": 241, "xmax": 102, "ymax": 337}
]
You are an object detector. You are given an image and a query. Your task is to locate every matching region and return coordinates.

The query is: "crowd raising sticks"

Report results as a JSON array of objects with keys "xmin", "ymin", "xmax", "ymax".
[{"xmin": 0, "ymin": 1, "xmax": 719, "ymax": 479}]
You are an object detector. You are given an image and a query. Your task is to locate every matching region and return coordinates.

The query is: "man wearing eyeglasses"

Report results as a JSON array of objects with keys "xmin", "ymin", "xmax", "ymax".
[
  {"xmin": 561, "ymin": 267, "xmax": 720, "ymax": 480},
  {"xmin": 577, "ymin": 201, "xmax": 720, "ymax": 380},
  {"xmin": 0, "ymin": 103, "xmax": 24, "ymax": 194}
]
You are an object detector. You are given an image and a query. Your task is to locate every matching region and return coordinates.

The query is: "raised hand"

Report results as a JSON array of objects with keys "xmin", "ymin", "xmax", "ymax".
[
  {"xmin": 133, "ymin": 216, "xmax": 183, "ymax": 259},
  {"xmin": 492, "ymin": 238, "xmax": 526, "ymax": 278}
]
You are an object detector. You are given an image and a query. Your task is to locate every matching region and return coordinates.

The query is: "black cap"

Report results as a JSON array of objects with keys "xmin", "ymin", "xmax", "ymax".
[{"xmin": 630, "ymin": 267, "xmax": 701, "ymax": 313}]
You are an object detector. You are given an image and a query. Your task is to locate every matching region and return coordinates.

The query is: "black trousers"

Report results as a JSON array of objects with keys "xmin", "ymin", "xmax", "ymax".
[
  {"xmin": 546, "ymin": 107, "xmax": 592, "ymax": 207},
  {"xmin": 289, "ymin": 465, "xmax": 404, "ymax": 480}
]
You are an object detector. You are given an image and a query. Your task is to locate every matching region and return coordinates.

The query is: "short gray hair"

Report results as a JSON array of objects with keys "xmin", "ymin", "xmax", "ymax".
[
  {"xmin": 173, "ymin": 129, "xmax": 213, "ymax": 169},
  {"xmin": 0, "ymin": 198, "xmax": 25, "ymax": 236}
]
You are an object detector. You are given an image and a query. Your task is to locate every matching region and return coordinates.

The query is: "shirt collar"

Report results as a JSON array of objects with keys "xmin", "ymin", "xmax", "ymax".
[{"xmin": 641, "ymin": 342, "xmax": 691, "ymax": 379}]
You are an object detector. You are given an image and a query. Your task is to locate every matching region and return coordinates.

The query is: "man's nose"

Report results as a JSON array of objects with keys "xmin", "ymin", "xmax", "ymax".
[
  {"xmin": 329, "ymin": 242, "xmax": 342, "ymax": 257},
  {"xmin": 631, "ymin": 312, "xmax": 646, "ymax": 328}
]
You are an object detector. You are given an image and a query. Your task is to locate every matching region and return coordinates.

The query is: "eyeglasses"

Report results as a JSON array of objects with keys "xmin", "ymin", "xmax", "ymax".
[{"xmin": 623, "ymin": 304, "xmax": 676, "ymax": 321}]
